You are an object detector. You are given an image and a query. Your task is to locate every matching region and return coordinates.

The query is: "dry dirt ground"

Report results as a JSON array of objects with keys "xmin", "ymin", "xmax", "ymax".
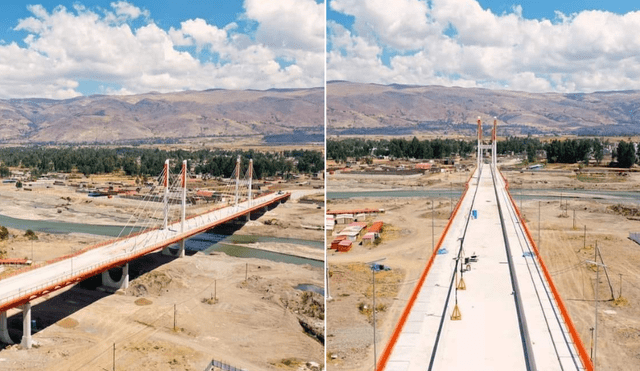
[
  {"xmin": 0, "ymin": 186, "xmax": 324, "ymax": 371},
  {"xmin": 326, "ymin": 197, "xmax": 451, "ymax": 371}
]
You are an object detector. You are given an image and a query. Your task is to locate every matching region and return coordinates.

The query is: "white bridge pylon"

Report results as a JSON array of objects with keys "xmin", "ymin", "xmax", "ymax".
[
  {"xmin": 158, "ymin": 157, "xmax": 257, "ymax": 256},
  {"xmin": 477, "ymin": 116, "xmax": 498, "ymax": 171}
]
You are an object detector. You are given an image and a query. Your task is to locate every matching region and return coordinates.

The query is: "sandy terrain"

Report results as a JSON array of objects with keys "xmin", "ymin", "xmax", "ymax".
[
  {"xmin": 0, "ymin": 253, "xmax": 323, "ymax": 371},
  {"xmin": 0, "ymin": 185, "xmax": 324, "ymax": 371},
  {"xmin": 326, "ymin": 197, "xmax": 451, "ymax": 370}
]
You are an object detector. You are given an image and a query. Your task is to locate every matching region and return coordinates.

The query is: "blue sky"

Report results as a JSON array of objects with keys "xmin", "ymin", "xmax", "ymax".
[
  {"xmin": 477, "ymin": 0, "xmax": 636, "ymax": 19},
  {"xmin": 327, "ymin": 0, "xmax": 640, "ymax": 93},
  {"xmin": 0, "ymin": 1, "xmax": 249, "ymax": 46},
  {"xmin": 0, "ymin": 1, "xmax": 324, "ymax": 98}
]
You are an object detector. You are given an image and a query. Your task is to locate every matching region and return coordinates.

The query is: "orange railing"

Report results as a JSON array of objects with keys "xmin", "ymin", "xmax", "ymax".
[
  {"xmin": 376, "ymin": 171, "xmax": 474, "ymax": 371},
  {"xmin": 499, "ymin": 171, "xmax": 593, "ymax": 371}
]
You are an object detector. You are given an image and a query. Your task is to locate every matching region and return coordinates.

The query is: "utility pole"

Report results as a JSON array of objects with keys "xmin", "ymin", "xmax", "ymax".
[
  {"xmin": 573, "ymin": 209, "xmax": 576, "ymax": 230},
  {"xmin": 113, "ymin": 343, "xmax": 116, "ymax": 371},
  {"xmin": 173, "ymin": 304, "xmax": 177, "ymax": 331},
  {"xmin": 245, "ymin": 263, "xmax": 248, "ymax": 281}
]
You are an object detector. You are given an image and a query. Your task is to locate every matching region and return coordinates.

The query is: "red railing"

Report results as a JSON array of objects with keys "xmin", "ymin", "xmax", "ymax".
[
  {"xmin": 499, "ymin": 171, "xmax": 593, "ymax": 371},
  {"xmin": 377, "ymin": 171, "xmax": 474, "ymax": 371}
]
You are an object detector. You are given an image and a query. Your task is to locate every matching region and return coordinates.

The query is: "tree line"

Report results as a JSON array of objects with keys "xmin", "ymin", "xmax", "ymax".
[
  {"xmin": 329, "ymin": 136, "xmax": 639, "ymax": 168},
  {"xmin": 327, "ymin": 137, "xmax": 475, "ymax": 162},
  {"xmin": 0, "ymin": 147, "xmax": 323, "ymax": 179}
]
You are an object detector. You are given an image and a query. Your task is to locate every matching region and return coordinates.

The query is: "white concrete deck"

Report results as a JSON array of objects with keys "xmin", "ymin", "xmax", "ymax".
[{"xmin": 381, "ymin": 164, "xmax": 586, "ymax": 371}]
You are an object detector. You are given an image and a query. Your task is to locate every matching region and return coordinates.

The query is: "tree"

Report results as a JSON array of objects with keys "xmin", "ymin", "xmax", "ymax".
[
  {"xmin": 0, "ymin": 226, "xmax": 8, "ymax": 240},
  {"xmin": 15, "ymin": 181, "xmax": 22, "ymax": 189},
  {"xmin": 526, "ymin": 142, "xmax": 536, "ymax": 163},
  {"xmin": 593, "ymin": 139, "xmax": 604, "ymax": 165},
  {"xmin": 616, "ymin": 140, "xmax": 636, "ymax": 168}
]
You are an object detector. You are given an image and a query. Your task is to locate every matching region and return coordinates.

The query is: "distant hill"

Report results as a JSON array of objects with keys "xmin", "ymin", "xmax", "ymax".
[
  {"xmin": 327, "ymin": 81, "xmax": 640, "ymax": 136},
  {"xmin": 0, "ymin": 88, "xmax": 323, "ymax": 144}
]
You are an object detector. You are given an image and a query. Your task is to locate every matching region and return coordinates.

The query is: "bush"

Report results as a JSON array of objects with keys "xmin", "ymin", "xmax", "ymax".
[
  {"xmin": 24, "ymin": 229, "xmax": 38, "ymax": 240},
  {"xmin": 0, "ymin": 226, "xmax": 8, "ymax": 240}
]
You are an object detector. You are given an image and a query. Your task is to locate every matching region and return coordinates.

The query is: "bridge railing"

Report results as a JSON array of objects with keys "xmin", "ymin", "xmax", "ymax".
[
  {"xmin": 0, "ymin": 192, "xmax": 285, "ymax": 281},
  {"xmin": 0, "ymin": 192, "xmax": 290, "ymax": 312},
  {"xmin": 0, "ymin": 250, "xmax": 132, "ymax": 311},
  {"xmin": 376, "ymin": 169, "xmax": 475, "ymax": 371},
  {"xmin": 499, "ymin": 171, "xmax": 593, "ymax": 371}
]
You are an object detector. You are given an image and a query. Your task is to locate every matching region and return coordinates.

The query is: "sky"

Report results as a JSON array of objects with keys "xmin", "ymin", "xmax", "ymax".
[
  {"xmin": 327, "ymin": 0, "xmax": 640, "ymax": 93},
  {"xmin": 0, "ymin": 0, "xmax": 324, "ymax": 98}
]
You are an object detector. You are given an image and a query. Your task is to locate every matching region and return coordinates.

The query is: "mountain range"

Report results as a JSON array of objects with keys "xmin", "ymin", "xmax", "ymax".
[
  {"xmin": 327, "ymin": 81, "xmax": 640, "ymax": 136},
  {"xmin": 0, "ymin": 87, "xmax": 323, "ymax": 144}
]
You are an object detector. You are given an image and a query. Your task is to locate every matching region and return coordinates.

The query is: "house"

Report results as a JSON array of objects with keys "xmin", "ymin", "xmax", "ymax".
[{"xmin": 337, "ymin": 240, "xmax": 353, "ymax": 252}]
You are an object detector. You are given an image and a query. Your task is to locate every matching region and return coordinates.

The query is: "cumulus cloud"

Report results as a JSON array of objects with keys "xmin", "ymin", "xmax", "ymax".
[
  {"xmin": 328, "ymin": 0, "xmax": 640, "ymax": 93},
  {"xmin": 0, "ymin": 0, "xmax": 323, "ymax": 98}
]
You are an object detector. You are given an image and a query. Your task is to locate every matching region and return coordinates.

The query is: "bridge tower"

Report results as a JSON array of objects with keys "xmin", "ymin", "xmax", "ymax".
[
  {"xmin": 178, "ymin": 159, "xmax": 187, "ymax": 258},
  {"xmin": 492, "ymin": 117, "xmax": 497, "ymax": 170},
  {"xmin": 163, "ymin": 159, "xmax": 170, "ymax": 230},
  {"xmin": 477, "ymin": 117, "xmax": 498, "ymax": 171},
  {"xmin": 234, "ymin": 156, "xmax": 241, "ymax": 207},
  {"xmin": 162, "ymin": 159, "xmax": 187, "ymax": 258},
  {"xmin": 248, "ymin": 159, "xmax": 253, "ymax": 208}
]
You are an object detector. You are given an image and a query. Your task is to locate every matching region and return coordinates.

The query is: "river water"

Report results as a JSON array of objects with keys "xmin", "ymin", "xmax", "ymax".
[{"xmin": 0, "ymin": 214, "xmax": 323, "ymax": 267}]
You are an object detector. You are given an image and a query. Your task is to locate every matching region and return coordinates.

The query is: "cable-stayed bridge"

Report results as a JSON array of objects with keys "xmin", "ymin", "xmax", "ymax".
[{"xmin": 0, "ymin": 157, "xmax": 290, "ymax": 348}]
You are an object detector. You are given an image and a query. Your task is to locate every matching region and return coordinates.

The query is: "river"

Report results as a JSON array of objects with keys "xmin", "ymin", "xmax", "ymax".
[{"xmin": 0, "ymin": 214, "xmax": 323, "ymax": 267}]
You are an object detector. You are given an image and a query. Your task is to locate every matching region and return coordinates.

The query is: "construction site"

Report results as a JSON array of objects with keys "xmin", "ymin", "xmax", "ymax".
[{"xmin": 326, "ymin": 118, "xmax": 640, "ymax": 371}]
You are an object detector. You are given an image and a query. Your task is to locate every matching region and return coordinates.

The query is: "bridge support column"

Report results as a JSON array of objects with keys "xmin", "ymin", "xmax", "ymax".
[
  {"xmin": 162, "ymin": 241, "xmax": 185, "ymax": 258},
  {"xmin": 245, "ymin": 213, "xmax": 250, "ymax": 222},
  {"xmin": 178, "ymin": 239, "xmax": 185, "ymax": 258},
  {"xmin": 101, "ymin": 263, "xmax": 129, "ymax": 290},
  {"xmin": 20, "ymin": 302, "xmax": 32, "ymax": 349},
  {"xmin": 0, "ymin": 311, "xmax": 13, "ymax": 344}
]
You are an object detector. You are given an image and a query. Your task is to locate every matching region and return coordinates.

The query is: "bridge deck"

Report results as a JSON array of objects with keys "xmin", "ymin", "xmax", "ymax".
[
  {"xmin": 0, "ymin": 192, "xmax": 289, "ymax": 312},
  {"xmin": 380, "ymin": 165, "xmax": 589, "ymax": 371}
]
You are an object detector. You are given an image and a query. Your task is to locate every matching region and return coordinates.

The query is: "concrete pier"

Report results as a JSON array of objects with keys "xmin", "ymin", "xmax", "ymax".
[
  {"xmin": 20, "ymin": 303, "xmax": 31, "ymax": 349},
  {"xmin": 101, "ymin": 263, "xmax": 129, "ymax": 290},
  {"xmin": 0, "ymin": 311, "xmax": 13, "ymax": 344}
]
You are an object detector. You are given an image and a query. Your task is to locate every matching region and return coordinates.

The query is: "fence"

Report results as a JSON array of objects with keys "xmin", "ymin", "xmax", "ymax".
[{"xmin": 204, "ymin": 359, "xmax": 247, "ymax": 371}]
